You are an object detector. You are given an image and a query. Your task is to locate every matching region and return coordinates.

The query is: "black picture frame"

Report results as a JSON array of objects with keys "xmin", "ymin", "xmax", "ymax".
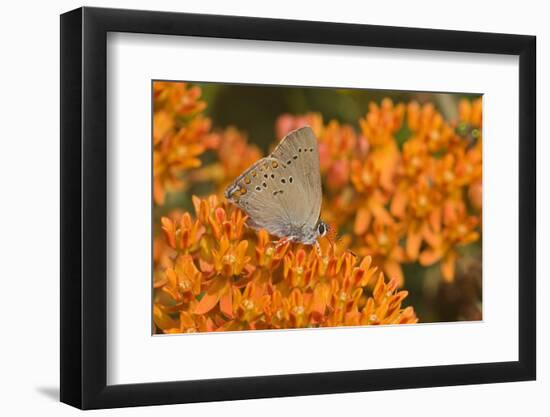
[{"xmin": 60, "ymin": 6, "xmax": 536, "ymax": 410}]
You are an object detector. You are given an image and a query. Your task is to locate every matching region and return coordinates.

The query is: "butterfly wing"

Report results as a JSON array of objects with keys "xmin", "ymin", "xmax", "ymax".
[
  {"xmin": 225, "ymin": 157, "xmax": 294, "ymax": 238},
  {"xmin": 225, "ymin": 126, "xmax": 322, "ymax": 239},
  {"xmin": 269, "ymin": 126, "xmax": 322, "ymax": 231}
]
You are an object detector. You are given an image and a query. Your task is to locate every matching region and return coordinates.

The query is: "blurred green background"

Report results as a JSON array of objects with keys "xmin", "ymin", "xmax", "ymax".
[{"xmin": 199, "ymin": 82, "xmax": 480, "ymax": 153}]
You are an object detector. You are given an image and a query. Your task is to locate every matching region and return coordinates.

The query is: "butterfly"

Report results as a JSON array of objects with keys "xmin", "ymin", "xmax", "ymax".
[{"xmin": 224, "ymin": 126, "xmax": 329, "ymax": 247}]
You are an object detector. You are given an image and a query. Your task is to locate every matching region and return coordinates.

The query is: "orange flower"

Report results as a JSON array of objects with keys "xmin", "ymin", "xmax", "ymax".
[
  {"xmin": 350, "ymin": 158, "xmax": 381, "ymax": 194},
  {"xmin": 407, "ymin": 101, "xmax": 455, "ymax": 152},
  {"xmin": 153, "ymin": 81, "xmax": 206, "ymax": 117},
  {"xmin": 454, "ymin": 141, "xmax": 482, "ymax": 187},
  {"xmin": 350, "ymin": 158, "xmax": 393, "ymax": 234},
  {"xmin": 153, "ymin": 304, "xmax": 180, "ymax": 332},
  {"xmin": 215, "ymin": 127, "xmax": 262, "ymax": 186},
  {"xmin": 284, "ymin": 248, "xmax": 315, "ymax": 289},
  {"xmin": 420, "ymin": 200, "xmax": 480, "ymax": 281},
  {"xmin": 210, "ymin": 236, "xmax": 251, "ymax": 277},
  {"xmin": 161, "ymin": 212, "xmax": 204, "ymax": 253},
  {"xmin": 361, "ymin": 221, "xmax": 406, "ymax": 286},
  {"xmin": 255, "ymin": 230, "xmax": 289, "ymax": 269},
  {"xmin": 360, "ymin": 98, "xmax": 404, "ymax": 147},
  {"xmin": 159, "ymin": 255, "xmax": 202, "ymax": 305},
  {"xmin": 189, "ymin": 126, "xmax": 263, "ymax": 193},
  {"xmin": 397, "ymin": 177, "xmax": 443, "ymax": 261},
  {"xmin": 193, "ymin": 237, "xmax": 252, "ymax": 314},
  {"xmin": 400, "ymin": 137, "xmax": 432, "ymax": 180},
  {"xmin": 458, "ymin": 97, "xmax": 482, "ymax": 129},
  {"xmin": 161, "ymin": 311, "xmax": 215, "ymax": 334},
  {"xmin": 218, "ymin": 282, "xmax": 272, "ymax": 331},
  {"xmin": 359, "ymin": 275, "xmax": 418, "ymax": 325},
  {"xmin": 358, "ymin": 99, "xmax": 403, "ymax": 191},
  {"xmin": 318, "ymin": 121, "xmax": 357, "ymax": 189},
  {"xmin": 326, "ymin": 256, "xmax": 377, "ymax": 326}
]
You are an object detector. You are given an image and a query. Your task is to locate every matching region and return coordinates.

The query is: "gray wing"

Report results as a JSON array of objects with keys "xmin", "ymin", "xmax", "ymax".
[
  {"xmin": 225, "ymin": 126, "xmax": 322, "ymax": 238},
  {"xmin": 225, "ymin": 156, "xmax": 293, "ymax": 238},
  {"xmin": 269, "ymin": 126, "xmax": 322, "ymax": 230}
]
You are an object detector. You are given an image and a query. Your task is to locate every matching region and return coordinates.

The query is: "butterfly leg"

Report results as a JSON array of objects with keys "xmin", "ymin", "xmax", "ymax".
[
  {"xmin": 274, "ymin": 237, "xmax": 292, "ymax": 249},
  {"xmin": 314, "ymin": 241, "xmax": 322, "ymax": 257}
]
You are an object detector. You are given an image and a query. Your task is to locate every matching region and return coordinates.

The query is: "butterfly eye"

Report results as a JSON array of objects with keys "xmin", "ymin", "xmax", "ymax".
[{"xmin": 317, "ymin": 222, "xmax": 327, "ymax": 236}]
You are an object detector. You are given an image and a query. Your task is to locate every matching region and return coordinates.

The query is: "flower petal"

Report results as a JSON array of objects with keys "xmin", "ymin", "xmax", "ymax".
[
  {"xmin": 219, "ymin": 288, "xmax": 234, "ymax": 318},
  {"xmin": 194, "ymin": 292, "xmax": 221, "ymax": 315},
  {"xmin": 441, "ymin": 251, "xmax": 456, "ymax": 282}
]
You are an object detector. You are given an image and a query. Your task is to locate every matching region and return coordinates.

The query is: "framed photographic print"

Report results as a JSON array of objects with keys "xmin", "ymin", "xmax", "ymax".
[{"xmin": 60, "ymin": 6, "xmax": 536, "ymax": 409}]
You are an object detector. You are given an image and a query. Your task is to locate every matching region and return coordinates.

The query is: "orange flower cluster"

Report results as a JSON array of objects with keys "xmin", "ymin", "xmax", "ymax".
[
  {"xmin": 153, "ymin": 81, "xmax": 259, "ymax": 205},
  {"xmin": 190, "ymin": 126, "xmax": 262, "ymax": 193},
  {"xmin": 277, "ymin": 98, "xmax": 482, "ymax": 284},
  {"xmin": 153, "ymin": 196, "xmax": 417, "ymax": 333},
  {"xmin": 153, "ymin": 82, "xmax": 212, "ymax": 205}
]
